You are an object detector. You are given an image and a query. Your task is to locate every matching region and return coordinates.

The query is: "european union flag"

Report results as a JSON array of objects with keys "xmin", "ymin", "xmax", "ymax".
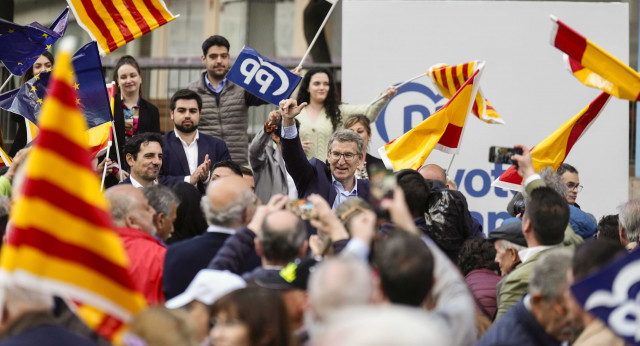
[
  {"xmin": 0, "ymin": 8, "xmax": 68, "ymax": 76},
  {"xmin": 570, "ymin": 247, "xmax": 640, "ymax": 345},
  {"xmin": 0, "ymin": 41, "xmax": 111, "ymax": 129}
]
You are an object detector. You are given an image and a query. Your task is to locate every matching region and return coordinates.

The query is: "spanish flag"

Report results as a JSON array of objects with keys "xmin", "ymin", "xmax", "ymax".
[
  {"xmin": 428, "ymin": 61, "xmax": 504, "ymax": 124},
  {"xmin": 67, "ymin": 0, "xmax": 177, "ymax": 55},
  {"xmin": 551, "ymin": 16, "xmax": 640, "ymax": 101},
  {"xmin": 0, "ymin": 39, "xmax": 146, "ymax": 341},
  {"xmin": 493, "ymin": 92, "xmax": 610, "ymax": 191},
  {"xmin": 379, "ymin": 65, "xmax": 483, "ymax": 171}
]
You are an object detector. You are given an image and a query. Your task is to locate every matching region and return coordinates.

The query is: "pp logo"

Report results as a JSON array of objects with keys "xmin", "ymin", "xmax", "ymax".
[
  {"xmin": 375, "ymin": 82, "xmax": 446, "ymax": 143},
  {"xmin": 239, "ymin": 56, "xmax": 290, "ymax": 95}
]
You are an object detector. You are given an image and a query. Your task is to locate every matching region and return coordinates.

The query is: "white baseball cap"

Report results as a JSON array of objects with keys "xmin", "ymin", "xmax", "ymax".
[{"xmin": 165, "ymin": 269, "xmax": 246, "ymax": 309}]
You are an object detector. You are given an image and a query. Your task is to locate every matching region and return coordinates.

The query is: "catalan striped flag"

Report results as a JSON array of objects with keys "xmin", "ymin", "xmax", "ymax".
[
  {"xmin": 428, "ymin": 61, "xmax": 504, "ymax": 124},
  {"xmin": 67, "ymin": 0, "xmax": 177, "ymax": 56},
  {"xmin": 0, "ymin": 40, "xmax": 146, "ymax": 341},
  {"xmin": 551, "ymin": 16, "xmax": 640, "ymax": 102},
  {"xmin": 493, "ymin": 92, "xmax": 610, "ymax": 191},
  {"xmin": 379, "ymin": 66, "xmax": 483, "ymax": 171}
]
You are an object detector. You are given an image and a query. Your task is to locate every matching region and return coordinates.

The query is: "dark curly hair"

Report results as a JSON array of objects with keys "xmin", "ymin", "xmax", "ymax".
[
  {"xmin": 297, "ymin": 67, "xmax": 341, "ymax": 131},
  {"xmin": 457, "ymin": 238, "xmax": 499, "ymax": 276}
]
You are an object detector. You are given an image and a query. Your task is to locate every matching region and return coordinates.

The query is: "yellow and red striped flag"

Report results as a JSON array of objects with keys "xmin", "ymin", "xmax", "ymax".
[
  {"xmin": 551, "ymin": 16, "xmax": 640, "ymax": 101},
  {"xmin": 379, "ymin": 66, "xmax": 483, "ymax": 171},
  {"xmin": 0, "ymin": 40, "xmax": 146, "ymax": 341},
  {"xmin": 493, "ymin": 92, "xmax": 610, "ymax": 191},
  {"xmin": 67, "ymin": 0, "xmax": 177, "ymax": 56},
  {"xmin": 428, "ymin": 61, "xmax": 504, "ymax": 124}
]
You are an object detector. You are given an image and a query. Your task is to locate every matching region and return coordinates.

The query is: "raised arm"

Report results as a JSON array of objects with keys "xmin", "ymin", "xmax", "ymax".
[{"xmin": 340, "ymin": 85, "xmax": 398, "ymax": 123}]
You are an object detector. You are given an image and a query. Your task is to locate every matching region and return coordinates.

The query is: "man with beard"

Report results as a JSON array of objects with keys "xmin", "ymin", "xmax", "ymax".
[
  {"xmin": 160, "ymin": 89, "xmax": 230, "ymax": 193},
  {"xmin": 187, "ymin": 35, "xmax": 267, "ymax": 166}
]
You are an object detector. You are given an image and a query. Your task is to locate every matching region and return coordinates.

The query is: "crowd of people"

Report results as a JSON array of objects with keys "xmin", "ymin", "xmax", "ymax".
[{"xmin": 0, "ymin": 34, "xmax": 636, "ymax": 346}]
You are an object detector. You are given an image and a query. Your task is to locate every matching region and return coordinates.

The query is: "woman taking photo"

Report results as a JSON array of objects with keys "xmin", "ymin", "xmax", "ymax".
[
  {"xmin": 112, "ymin": 55, "xmax": 160, "ymax": 164},
  {"xmin": 295, "ymin": 67, "xmax": 397, "ymax": 161}
]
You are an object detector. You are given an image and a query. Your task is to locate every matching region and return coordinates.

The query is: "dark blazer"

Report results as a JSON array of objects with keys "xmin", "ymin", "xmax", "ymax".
[
  {"xmin": 159, "ymin": 131, "xmax": 231, "ymax": 188},
  {"xmin": 163, "ymin": 231, "xmax": 231, "ymax": 300},
  {"xmin": 281, "ymin": 134, "xmax": 370, "ymax": 205},
  {"xmin": 111, "ymin": 95, "xmax": 161, "ymax": 164}
]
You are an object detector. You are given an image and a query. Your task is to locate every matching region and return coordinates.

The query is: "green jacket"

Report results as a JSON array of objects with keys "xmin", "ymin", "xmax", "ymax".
[{"xmin": 494, "ymin": 177, "xmax": 583, "ymax": 320}]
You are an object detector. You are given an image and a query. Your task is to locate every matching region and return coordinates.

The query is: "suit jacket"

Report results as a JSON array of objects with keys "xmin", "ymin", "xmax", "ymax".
[
  {"xmin": 249, "ymin": 127, "xmax": 289, "ymax": 204},
  {"xmin": 281, "ymin": 134, "xmax": 370, "ymax": 205},
  {"xmin": 112, "ymin": 95, "xmax": 161, "ymax": 164},
  {"xmin": 159, "ymin": 131, "xmax": 230, "ymax": 189},
  {"xmin": 163, "ymin": 230, "xmax": 231, "ymax": 300}
]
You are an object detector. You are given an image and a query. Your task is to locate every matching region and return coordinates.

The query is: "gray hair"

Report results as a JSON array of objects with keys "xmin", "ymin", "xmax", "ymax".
[
  {"xmin": 498, "ymin": 239, "xmax": 526, "ymax": 253},
  {"xmin": 618, "ymin": 198, "xmax": 640, "ymax": 243},
  {"xmin": 106, "ymin": 192, "xmax": 137, "ymax": 224},
  {"xmin": 308, "ymin": 255, "xmax": 375, "ymax": 322},
  {"xmin": 529, "ymin": 248, "xmax": 573, "ymax": 300},
  {"xmin": 143, "ymin": 185, "xmax": 180, "ymax": 219},
  {"xmin": 1, "ymin": 284, "xmax": 54, "ymax": 318},
  {"xmin": 200, "ymin": 189, "xmax": 254, "ymax": 227},
  {"xmin": 327, "ymin": 129, "xmax": 364, "ymax": 155},
  {"xmin": 258, "ymin": 213, "xmax": 306, "ymax": 263},
  {"xmin": 541, "ymin": 167, "xmax": 567, "ymax": 200}
]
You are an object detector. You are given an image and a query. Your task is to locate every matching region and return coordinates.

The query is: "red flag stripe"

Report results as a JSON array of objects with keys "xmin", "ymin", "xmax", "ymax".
[
  {"xmin": 9, "ymin": 226, "xmax": 136, "ymax": 290},
  {"xmin": 142, "ymin": 0, "xmax": 169, "ymax": 25},
  {"xmin": 101, "ymin": 1, "xmax": 134, "ymax": 43},
  {"xmin": 21, "ymin": 179, "xmax": 113, "ymax": 228},
  {"xmin": 46, "ymin": 78, "xmax": 80, "ymax": 109},
  {"xmin": 95, "ymin": 314, "xmax": 125, "ymax": 338},
  {"xmin": 452, "ymin": 67, "xmax": 461, "ymax": 91},
  {"xmin": 122, "ymin": 0, "xmax": 151, "ymax": 34},
  {"xmin": 566, "ymin": 92, "xmax": 609, "ymax": 153},
  {"xmin": 568, "ymin": 57, "xmax": 585, "ymax": 73},
  {"xmin": 554, "ymin": 20, "xmax": 587, "ymax": 62},
  {"xmin": 462, "ymin": 62, "xmax": 470, "ymax": 80},
  {"xmin": 79, "ymin": 0, "xmax": 118, "ymax": 53},
  {"xmin": 36, "ymin": 130, "xmax": 93, "ymax": 169},
  {"xmin": 438, "ymin": 124, "xmax": 463, "ymax": 148},
  {"xmin": 439, "ymin": 68, "xmax": 449, "ymax": 92}
]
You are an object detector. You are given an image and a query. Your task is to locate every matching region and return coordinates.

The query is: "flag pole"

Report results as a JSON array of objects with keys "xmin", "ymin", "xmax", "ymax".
[
  {"xmin": 0, "ymin": 74, "xmax": 13, "ymax": 93},
  {"xmin": 110, "ymin": 120, "xmax": 124, "ymax": 182},
  {"xmin": 369, "ymin": 72, "xmax": 427, "ymax": 104},
  {"xmin": 100, "ymin": 144, "xmax": 112, "ymax": 192},
  {"xmin": 446, "ymin": 154, "xmax": 456, "ymax": 176},
  {"xmin": 297, "ymin": 0, "xmax": 339, "ymax": 70}
]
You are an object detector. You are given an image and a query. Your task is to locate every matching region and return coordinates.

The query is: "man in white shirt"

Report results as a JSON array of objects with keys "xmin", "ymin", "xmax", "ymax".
[{"xmin": 160, "ymin": 89, "xmax": 231, "ymax": 193}]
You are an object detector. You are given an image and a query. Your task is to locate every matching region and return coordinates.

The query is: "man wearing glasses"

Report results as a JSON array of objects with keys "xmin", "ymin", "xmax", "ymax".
[
  {"xmin": 557, "ymin": 163, "xmax": 582, "ymax": 206},
  {"xmin": 557, "ymin": 163, "xmax": 597, "ymax": 239},
  {"xmin": 278, "ymin": 99, "xmax": 370, "ymax": 210}
]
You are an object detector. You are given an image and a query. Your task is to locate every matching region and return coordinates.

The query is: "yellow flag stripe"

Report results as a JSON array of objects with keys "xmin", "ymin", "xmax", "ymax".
[
  {"xmin": 1, "ymin": 245, "xmax": 146, "ymax": 312},
  {"xmin": 67, "ymin": 0, "xmax": 111, "ymax": 54},
  {"xmin": 11, "ymin": 198, "xmax": 128, "ymax": 267}
]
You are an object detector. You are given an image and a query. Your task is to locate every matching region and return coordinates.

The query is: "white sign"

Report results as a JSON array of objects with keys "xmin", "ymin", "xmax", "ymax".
[{"xmin": 342, "ymin": 0, "xmax": 629, "ymax": 232}]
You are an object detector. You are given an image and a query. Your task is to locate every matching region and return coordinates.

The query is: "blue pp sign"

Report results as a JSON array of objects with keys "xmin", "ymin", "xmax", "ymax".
[{"xmin": 227, "ymin": 47, "xmax": 301, "ymax": 105}]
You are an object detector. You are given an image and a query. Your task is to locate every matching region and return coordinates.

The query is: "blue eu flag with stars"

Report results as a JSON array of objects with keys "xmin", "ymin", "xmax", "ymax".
[
  {"xmin": 0, "ymin": 41, "xmax": 112, "ymax": 129},
  {"xmin": 0, "ymin": 7, "xmax": 68, "ymax": 76}
]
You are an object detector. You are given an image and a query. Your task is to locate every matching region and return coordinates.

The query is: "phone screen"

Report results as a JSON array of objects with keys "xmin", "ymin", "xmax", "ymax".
[{"xmin": 488, "ymin": 146, "xmax": 523, "ymax": 165}]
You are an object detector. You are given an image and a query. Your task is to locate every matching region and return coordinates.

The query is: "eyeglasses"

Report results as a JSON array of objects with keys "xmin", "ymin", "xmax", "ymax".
[
  {"xmin": 329, "ymin": 151, "xmax": 358, "ymax": 162},
  {"xmin": 566, "ymin": 183, "xmax": 583, "ymax": 192}
]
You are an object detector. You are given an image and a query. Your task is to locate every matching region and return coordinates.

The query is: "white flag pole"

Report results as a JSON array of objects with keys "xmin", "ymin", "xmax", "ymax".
[
  {"xmin": 446, "ymin": 154, "xmax": 456, "ymax": 176},
  {"xmin": 100, "ymin": 141, "xmax": 112, "ymax": 192},
  {"xmin": 369, "ymin": 72, "xmax": 427, "ymax": 105},
  {"xmin": 110, "ymin": 120, "xmax": 124, "ymax": 182},
  {"xmin": 0, "ymin": 74, "xmax": 13, "ymax": 93},
  {"xmin": 297, "ymin": 0, "xmax": 340, "ymax": 70}
]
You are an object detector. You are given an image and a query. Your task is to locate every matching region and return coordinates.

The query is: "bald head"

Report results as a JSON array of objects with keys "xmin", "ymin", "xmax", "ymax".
[
  {"xmin": 419, "ymin": 164, "xmax": 446, "ymax": 184},
  {"xmin": 106, "ymin": 185, "xmax": 156, "ymax": 235},
  {"xmin": 202, "ymin": 176, "xmax": 255, "ymax": 228},
  {"xmin": 258, "ymin": 210, "xmax": 306, "ymax": 264}
]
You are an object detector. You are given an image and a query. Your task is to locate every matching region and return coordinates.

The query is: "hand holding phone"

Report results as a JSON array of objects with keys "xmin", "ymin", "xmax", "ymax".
[{"xmin": 488, "ymin": 146, "xmax": 523, "ymax": 165}]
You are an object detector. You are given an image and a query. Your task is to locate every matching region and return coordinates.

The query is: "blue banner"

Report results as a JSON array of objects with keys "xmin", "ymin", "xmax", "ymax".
[
  {"xmin": 0, "ymin": 8, "xmax": 68, "ymax": 76},
  {"xmin": 570, "ymin": 248, "xmax": 640, "ymax": 345},
  {"xmin": 227, "ymin": 46, "xmax": 301, "ymax": 105},
  {"xmin": 0, "ymin": 41, "xmax": 111, "ymax": 129}
]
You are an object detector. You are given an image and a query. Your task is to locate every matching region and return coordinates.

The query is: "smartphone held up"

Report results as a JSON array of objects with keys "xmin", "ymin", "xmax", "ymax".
[{"xmin": 488, "ymin": 146, "xmax": 523, "ymax": 166}]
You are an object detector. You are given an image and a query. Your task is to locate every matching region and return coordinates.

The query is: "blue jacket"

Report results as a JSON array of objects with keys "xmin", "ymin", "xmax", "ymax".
[
  {"xmin": 0, "ymin": 324, "xmax": 97, "ymax": 346},
  {"xmin": 569, "ymin": 204, "xmax": 597, "ymax": 239},
  {"xmin": 477, "ymin": 298, "xmax": 562, "ymax": 346},
  {"xmin": 159, "ymin": 130, "xmax": 230, "ymax": 190}
]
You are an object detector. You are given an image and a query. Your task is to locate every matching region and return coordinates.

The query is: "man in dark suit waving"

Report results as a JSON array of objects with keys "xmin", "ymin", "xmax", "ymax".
[
  {"xmin": 160, "ymin": 89, "xmax": 231, "ymax": 190},
  {"xmin": 278, "ymin": 99, "xmax": 370, "ymax": 209}
]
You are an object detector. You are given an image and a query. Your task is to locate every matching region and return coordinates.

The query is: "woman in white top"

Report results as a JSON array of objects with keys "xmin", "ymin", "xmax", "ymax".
[{"xmin": 295, "ymin": 67, "xmax": 397, "ymax": 161}]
